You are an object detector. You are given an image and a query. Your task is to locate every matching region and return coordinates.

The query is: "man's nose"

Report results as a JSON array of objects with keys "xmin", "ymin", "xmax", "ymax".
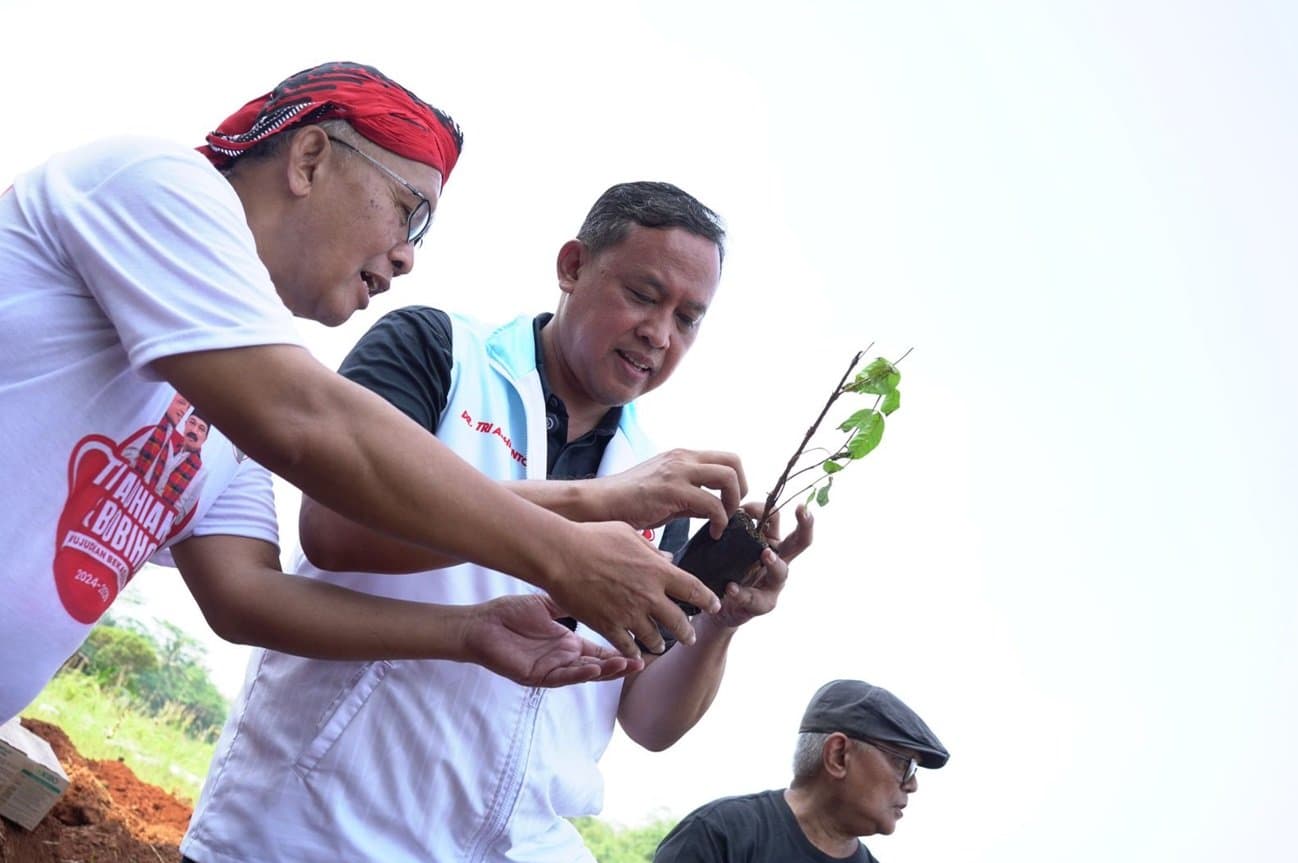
[
  {"xmin": 390, "ymin": 240, "xmax": 415, "ymax": 277},
  {"xmin": 636, "ymin": 311, "xmax": 671, "ymax": 349}
]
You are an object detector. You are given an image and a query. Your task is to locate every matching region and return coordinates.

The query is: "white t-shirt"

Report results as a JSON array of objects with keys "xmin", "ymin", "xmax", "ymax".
[{"xmin": 0, "ymin": 136, "xmax": 304, "ymax": 720}]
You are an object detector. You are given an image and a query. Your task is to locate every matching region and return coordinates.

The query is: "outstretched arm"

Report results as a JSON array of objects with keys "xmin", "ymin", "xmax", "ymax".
[
  {"xmin": 617, "ymin": 505, "xmax": 814, "ymax": 751},
  {"xmin": 300, "ymin": 448, "xmax": 748, "ymax": 573},
  {"xmin": 153, "ymin": 344, "xmax": 719, "ymax": 658},
  {"xmin": 172, "ymin": 533, "xmax": 642, "ymax": 687}
]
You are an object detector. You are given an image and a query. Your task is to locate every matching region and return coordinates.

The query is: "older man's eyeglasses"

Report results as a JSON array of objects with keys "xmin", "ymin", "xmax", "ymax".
[
  {"xmin": 863, "ymin": 740, "xmax": 919, "ymax": 784},
  {"xmin": 326, "ymin": 135, "xmax": 433, "ymax": 246}
]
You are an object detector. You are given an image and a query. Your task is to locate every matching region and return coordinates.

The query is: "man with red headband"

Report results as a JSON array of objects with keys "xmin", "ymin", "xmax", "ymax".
[{"xmin": 0, "ymin": 61, "xmax": 734, "ymax": 723}]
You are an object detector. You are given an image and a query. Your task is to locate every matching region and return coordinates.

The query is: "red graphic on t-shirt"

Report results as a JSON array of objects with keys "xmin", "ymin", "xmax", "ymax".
[{"xmin": 54, "ymin": 401, "xmax": 211, "ymax": 624}]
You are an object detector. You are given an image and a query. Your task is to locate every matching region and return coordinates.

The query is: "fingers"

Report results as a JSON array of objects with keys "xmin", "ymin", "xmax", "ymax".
[
  {"xmin": 587, "ymin": 654, "xmax": 643, "ymax": 683},
  {"xmin": 601, "ymin": 625, "xmax": 642, "ymax": 661},
  {"xmin": 776, "ymin": 504, "xmax": 815, "ymax": 562},
  {"xmin": 541, "ymin": 656, "xmax": 629, "ymax": 688},
  {"xmin": 579, "ymin": 639, "xmax": 646, "ymax": 676},
  {"xmin": 717, "ymin": 577, "xmax": 778, "ymax": 622},
  {"xmin": 652, "ymin": 582, "xmax": 706, "ymax": 648},
  {"xmin": 558, "ymin": 612, "xmax": 650, "ymax": 675},
  {"xmin": 724, "ymin": 579, "xmax": 774, "ymax": 611},
  {"xmin": 591, "ymin": 657, "xmax": 640, "ymax": 682},
  {"xmin": 669, "ymin": 472, "xmax": 731, "ymax": 538},
  {"xmin": 653, "ymin": 450, "xmax": 745, "ymax": 537},
  {"xmin": 675, "ymin": 458, "xmax": 743, "ymax": 538},
  {"xmin": 689, "ymin": 450, "xmax": 748, "ymax": 500},
  {"xmin": 664, "ymin": 564, "xmax": 720, "ymax": 619},
  {"xmin": 741, "ymin": 545, "xmax": 789, "ymax": 590},
  {"xmin": 555, "ymin": 522, "xmax": 718, "ymax": 660},
  {"xmin": 630, "ymin": 615, "xmax": 668, "ymax": 656},
  {"xmin": 690, "ymin": 462, "xmax": 746, "ymax": 522},
  {"xmin": 756, "ymin": 547, "xmax": 789, "ymax": 590},
  {"xmin": 707, "ymin": 512, "xmax": 728, "ymax": 540}
]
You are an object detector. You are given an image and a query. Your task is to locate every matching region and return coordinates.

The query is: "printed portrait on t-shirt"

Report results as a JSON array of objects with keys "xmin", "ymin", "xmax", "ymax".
[
  {"xmin": 53, "ymin": 390, "xmax": 215, "ymax": 624},
  {"xmin": 126, "ymin": 392, "xmax": 190, "ymax": 492}
]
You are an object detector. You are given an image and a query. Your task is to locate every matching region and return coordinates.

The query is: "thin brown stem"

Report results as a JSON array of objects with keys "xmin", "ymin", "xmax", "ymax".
[
  {"xmin": 758, "ymin": 351, "xmax": 864, "ymax": 530},
  {"xmin": 768, "ymin": 473, "xmax": 831, "ymax": 521},
  {"xmin": 759, "ymin": 347, "xmax": 911, "ymax": 529}
]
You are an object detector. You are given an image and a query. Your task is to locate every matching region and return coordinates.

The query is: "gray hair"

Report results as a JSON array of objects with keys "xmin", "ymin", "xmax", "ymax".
[
  {"xmin": 576, "ymin": 181, "xmax": 726, "ymax": 267},
  {"xmin": 791, "ymin": 731, "xmax": 833, "ymax": 785}
]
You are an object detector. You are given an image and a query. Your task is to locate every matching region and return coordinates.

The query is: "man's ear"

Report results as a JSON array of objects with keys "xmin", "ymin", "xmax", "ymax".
[
  {"xmin": 823, "ymin": 733, "xmax": 851, "ymax": 780},
  {"xmin": 555, "ymin": 239, "xmax": 587, "ymax": 295},
  {"xmin": 284, "ymin": 125, "xmax": 331, "ymax": 198}
]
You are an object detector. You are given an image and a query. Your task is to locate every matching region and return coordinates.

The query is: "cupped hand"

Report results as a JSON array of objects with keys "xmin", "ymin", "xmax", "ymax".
[{"xmin": 464, "ymin": 594, "xmax": 646, "ymax": 687}]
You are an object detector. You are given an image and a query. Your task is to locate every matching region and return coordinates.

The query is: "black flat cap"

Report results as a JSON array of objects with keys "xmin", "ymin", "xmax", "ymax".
[{"xmin": 799, "ymin": 679, "xmax": 949, "ymax": 769}]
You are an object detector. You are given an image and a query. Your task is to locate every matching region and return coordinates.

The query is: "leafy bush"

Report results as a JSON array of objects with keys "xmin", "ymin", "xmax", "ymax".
[
  {"xmin": 83, "ymin": 625, "xmax": 159, "ymax": 690},
  {"xmin": 571, "ymin": 816, "xmax": 678, "ymax": 863},
  {"xmin": 66, "ymin": 617, "xmax": 228, "ymax": 740}
]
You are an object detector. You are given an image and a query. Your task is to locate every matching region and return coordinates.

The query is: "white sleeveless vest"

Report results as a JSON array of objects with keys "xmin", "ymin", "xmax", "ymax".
[{"xmin": 183, "ymin": 313, "xmax": 666, "ymax": 863}]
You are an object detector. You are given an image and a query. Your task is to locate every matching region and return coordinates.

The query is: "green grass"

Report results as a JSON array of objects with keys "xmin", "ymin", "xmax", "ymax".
[{"xmin": 21, "ymin": 672, "xmax": 216, "ymax": 804}]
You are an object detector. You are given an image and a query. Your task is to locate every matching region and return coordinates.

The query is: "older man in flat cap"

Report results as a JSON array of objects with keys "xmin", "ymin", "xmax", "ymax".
[
  {"xmin": 654, "ymin": 679, "xmax": 949, "ymax": 862},
  {"xmin": 0, "ymin": 61, "xmax": 732, "ymax": 722}
]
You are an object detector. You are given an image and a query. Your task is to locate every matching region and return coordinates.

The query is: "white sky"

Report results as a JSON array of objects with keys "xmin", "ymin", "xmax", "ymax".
[{"xmin": 4, "ymin": 1, "xmax": 1296, "ymax": 860}]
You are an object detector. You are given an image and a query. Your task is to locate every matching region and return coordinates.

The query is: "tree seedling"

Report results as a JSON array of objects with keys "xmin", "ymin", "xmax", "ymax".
[{"xmin": 672, "ymin": 346, "xmax": 910, "ymax": 608}]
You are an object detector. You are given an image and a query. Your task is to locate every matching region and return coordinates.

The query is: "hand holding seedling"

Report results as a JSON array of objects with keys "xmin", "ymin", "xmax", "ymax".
[
  {"xmin": 546, "ymin": 520, "xmax": 721, "ymax": 657},
  {"xmin": 597, "ymin": 448, "xmax": 748, "ymax": 538},
  {"xmin": 710, "ymin": 502, "xmax": 815, "ymax": 628}
]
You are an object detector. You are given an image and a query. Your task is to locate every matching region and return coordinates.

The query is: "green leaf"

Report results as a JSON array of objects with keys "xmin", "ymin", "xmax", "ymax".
[
  {"xmin": 816, "ymin": 481, "xmax": 831, "ymax": 506},
  {"xmin": 838, "ymin": 408, "xmax": 875, "ymax": 434},
  {"xmin": 881, "ymin": 389, "xmax": 901, "ymax": 416},
  {"xmin": 823, "ymin": 459, "xmax": 844, "ymax": 474},
  {"xmin": 806, "ymin": 487, "xmax": 817, "ymax": 505},
  {"xmin": 846, "ymin": 411, "xmax": 885, "ymax": 458},
  {"xmin": 848, "ymin": 357, "xmax": 900, "ymax": 395}
]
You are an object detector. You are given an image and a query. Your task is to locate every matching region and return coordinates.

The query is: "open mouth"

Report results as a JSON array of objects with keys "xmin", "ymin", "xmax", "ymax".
[
  {"xmin": 361, "ymin": 271, "xmax": 388, "ymax": 298},
  {"xmin": 616, "ymin": 350, "xmax": 653, "ymax": 375}
]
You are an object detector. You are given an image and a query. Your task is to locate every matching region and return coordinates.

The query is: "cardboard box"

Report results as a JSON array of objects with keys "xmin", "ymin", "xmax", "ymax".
[{"xmin": 0, "ymin": 717, "xmax": 70, "ymax": 831}]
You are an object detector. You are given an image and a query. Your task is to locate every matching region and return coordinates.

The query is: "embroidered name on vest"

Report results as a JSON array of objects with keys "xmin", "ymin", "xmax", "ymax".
[{"xmin": 459, "ymin": 410, "xmax": 526, "ymax": 466}]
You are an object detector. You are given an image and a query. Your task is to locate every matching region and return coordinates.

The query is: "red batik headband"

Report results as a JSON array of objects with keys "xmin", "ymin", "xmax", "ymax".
[{"xmin": 200, "ymin": 61, "xmax": 462, "ymax": 183}]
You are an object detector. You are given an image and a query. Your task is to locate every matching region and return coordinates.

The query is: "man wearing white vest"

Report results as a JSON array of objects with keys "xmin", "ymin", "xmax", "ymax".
[{"xmin": 181, "ymin": 182, "xmax": 813, "ymax": 863}]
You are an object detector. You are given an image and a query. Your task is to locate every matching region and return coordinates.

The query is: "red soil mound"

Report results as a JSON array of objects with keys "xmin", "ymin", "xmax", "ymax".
[{"xmin": 0, "ymin": 718, "xmax": 192, "ymax": 863}]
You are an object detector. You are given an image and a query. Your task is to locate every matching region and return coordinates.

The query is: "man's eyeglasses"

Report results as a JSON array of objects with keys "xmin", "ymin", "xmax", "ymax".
[
  {"xmin": 326, "ymin": 135, "xmax": 433, "ymax": 246},
  {"xmin": 862, "ymin": 740, "xmax": 919, "ymax": 784}
]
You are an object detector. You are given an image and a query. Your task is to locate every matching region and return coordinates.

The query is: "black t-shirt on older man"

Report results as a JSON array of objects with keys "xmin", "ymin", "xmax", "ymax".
[{"xmin": 653, "ymin": 789, "xmax": 877, "ymax": 863}]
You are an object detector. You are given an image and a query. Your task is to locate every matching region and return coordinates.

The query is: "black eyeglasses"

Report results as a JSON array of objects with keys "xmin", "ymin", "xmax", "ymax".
[
  {"xmin": 326, "ymin": 135, "xmax": 433, "ymax": 246},
  {"xmin": 862, "ymin": 740, "xmax": 919, "ymax": 784}
]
